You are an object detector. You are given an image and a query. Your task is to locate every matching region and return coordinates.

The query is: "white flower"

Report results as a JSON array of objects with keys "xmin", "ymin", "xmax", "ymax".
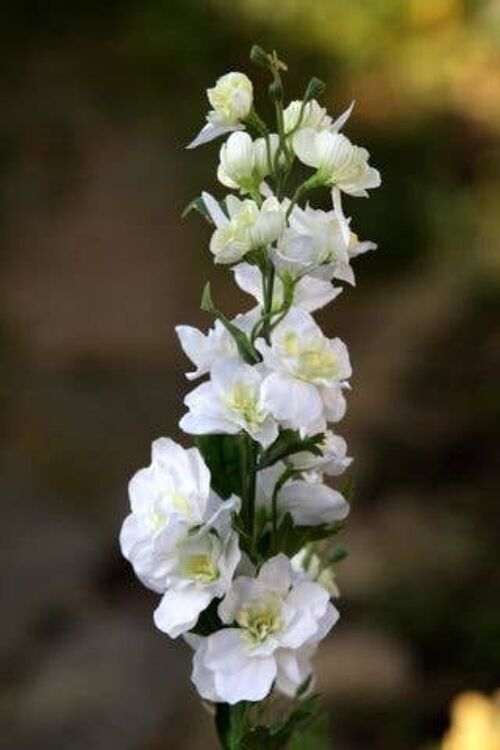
[
  {"xmin": 180, "ymin": 357, "xmax": 279, "ymax": 448},
  {"xmin": 283, "ymin": 99, "xmax": 354, "ymax": 136},
  {"xmin": 292, "ymin": 128, "xmax": 381, "ymax": 243},
  {"xmin": 256, "ymin": 462, "xmax": 349, "ymax": 527},
  {"xmin": 291, "ymin": 548, "xmax": 340, "ymax": 598},
  {"xmin": 217, "ymin": 132, "xmax": 278, "ymax": 193},
  {"xmin": 288, "ymin": 431, "xmax": 352, "ymax": 476},
  {"xmin": 153, "ymin": 528, "xmax": 240, "ymax": 638},
  {"xmin": 257, "ymin": 308, "xmax": 351, "ymax": 433},
  {"xmin": 176, "ymin": 311, "xmax": 257, "ymax": 380},
  {"xmin": 120, "ymin": 438, "xmax": 241, "ymax": 638},
  {"xmin": 275, "ymin": 205, "xmax": 355, "ymax": 285},
  {"xmin": 187, "ymin": 72, "xmax": 253, "ymax": 149},
  {"xmin": 275, "ymin": 204, "xmax": 375, "ymax": 282},
  {"xmin": 233, "ymin": 262, "xmax": 341, "ymax": 314},
  {"xmin": 119, "ymin": 437, "xmax": 239, "ymax": 591},
  {"xmin": 202, "ymin": 192, "xmax": 285, "ymax": 264},
  {"xmin": 190, "ymin": 555, "xmax": 339, "ymax": 703},
  {"xmin": 293, "ymin": 129, "xmax": 380, "ymax": 196}
]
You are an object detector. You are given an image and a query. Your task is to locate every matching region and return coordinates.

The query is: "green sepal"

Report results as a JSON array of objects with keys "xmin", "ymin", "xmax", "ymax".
[{"xmin": 201, "ymin": 282, "xmax": 261, "ymax": 365}]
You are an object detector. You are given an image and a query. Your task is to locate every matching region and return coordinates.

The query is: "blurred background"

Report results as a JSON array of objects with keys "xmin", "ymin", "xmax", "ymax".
[{"xmin": 1, "ymin": 1, "xmax": 499, "ymax": 748}]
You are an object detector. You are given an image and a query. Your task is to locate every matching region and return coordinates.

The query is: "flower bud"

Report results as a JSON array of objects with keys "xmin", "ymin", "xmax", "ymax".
[
  {"xmin": 250, "ymin": 44, "xmax": 271, "ymax": 68},
  {"xmin": 207, "ymin": 72, "xmax": 253, "ymax": 127},
  {"xmin": 304, "ymin": 76, "xmax": 326, "ymax": 103}
]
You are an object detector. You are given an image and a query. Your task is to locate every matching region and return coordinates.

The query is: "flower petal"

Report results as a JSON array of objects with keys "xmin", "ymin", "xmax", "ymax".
[{"xmin": 153, "ymin": 586, "xmax": 212, "ymax": 638}]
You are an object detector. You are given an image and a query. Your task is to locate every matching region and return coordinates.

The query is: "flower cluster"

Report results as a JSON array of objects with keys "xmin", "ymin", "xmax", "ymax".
[{"xmin": 120, "ymin": 46, "xmax": 380, "ymax": 745}]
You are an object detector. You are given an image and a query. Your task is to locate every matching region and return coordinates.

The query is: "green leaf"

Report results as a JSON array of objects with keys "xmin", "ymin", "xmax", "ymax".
[
  {"xmin": 287, "ymin": 713, "xmax": 331, "ymax": 750},
  {"xmin": 195, "ymin": 434, "xmax": 242, "ymax": 499},
  {"xmin": 275, "ymin": 513, "xmax": 346, "ymax": 558},
  {"xmin": 201, "ymin": 282, "xmax": 261, "ymax": 365},
  {"xmin": 216, "ymin": 702, "xmax": 250, "ymax": 750},
  {"xmin": 182, "ymin": 195, "xmax": 213, "ymax": 222},
  {"xmin": 327, "ymin": 545, "xmax": 349, "ymax": 564},
  {"xmin": 243, "ymin": 695, "xmax": 321, "ymax": 749},
  {"xmin": 341, "ymin": 472, "xmax": 356, "ymax": 505},
  {"xmin": 257, "ymin": 430, "xmax": 325, "ymax": 470}
]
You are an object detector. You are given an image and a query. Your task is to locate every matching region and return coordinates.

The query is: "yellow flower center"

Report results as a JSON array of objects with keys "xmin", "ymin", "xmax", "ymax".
[
  {"xmin": 182, "ymin": 554, "xmax": 219, "ymax": 584},
  {"xmin": 297, "ymin": 348, "xmax": 338, "ymax": 381},
  {"xmin": 225, "ymin": 382, "xmax": 263, "ymax": 430},
  {"xmin": 237, "ymin": 595, "xmax": 283, "ymax": 644}
]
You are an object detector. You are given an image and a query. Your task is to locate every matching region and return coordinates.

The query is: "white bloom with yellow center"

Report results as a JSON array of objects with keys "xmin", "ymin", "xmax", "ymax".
[
  {"xmin": 119, "ymin": 438, "xmax": 239, "ymax": 596},
  {"xmin": 233, "ymin": 262, "xmax": 341, "ymax": 314},
  {"xmin": 180, "ymin": 357, "xmax": 279, "ymax": 448},
  {"xmin": 258, "ymin": 308, "xmax": 351, "ymax": 433},
  {"xmin": 275, "ymin": 204, "xmax": 376, "ymax": 286},
  {"xmin": 190, "ymin": 554, "xmax": 339, "ymax": 703},
  {"xmin": 217, "ymin": 132, "xmax": 279, "ymax": 193},
  {"xmin": 202, "ymin": 192, "xmax": 285, "ymax": 264},
  {"xmin": 153, "ymin": 528, "xmax": 241, "ymax": 639},
  {"xmin": 187, "ymin": 72, "xmax": 253, "ymax": 149}
]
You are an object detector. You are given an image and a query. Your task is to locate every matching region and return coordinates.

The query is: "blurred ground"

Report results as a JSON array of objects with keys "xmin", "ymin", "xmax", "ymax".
[{"xmin": 0, "ymin": 2, "xmax": 499, "ymax": 749}]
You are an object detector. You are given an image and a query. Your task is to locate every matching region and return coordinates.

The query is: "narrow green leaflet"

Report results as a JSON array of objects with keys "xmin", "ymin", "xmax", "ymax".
[
  {"xmin": 243, "ymin": 695, "xmax": 321, "ymax": 749},
  {"xmin": 287, "ymin": 713, "xmax": 331, "ymax": 750},
  {"xmin": 257, "ymin": 429, "xmax": 325, "ymax": 470},
  {"xmin": 201, "ymin": 282, "xmax": 262, "ymax": 365},
  {"xmin": 182, "ymin": 195, "xmax": 214, "ymax": 222}
]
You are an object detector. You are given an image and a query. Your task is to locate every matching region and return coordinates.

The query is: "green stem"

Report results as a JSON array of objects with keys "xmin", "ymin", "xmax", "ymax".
[
  {"xmin": 239, "ymin": 433, "xmax": 258, "ymax": 557},
  {"xmin": 262, "ymin": 264, "xmax": 275, "ymax": 343}
]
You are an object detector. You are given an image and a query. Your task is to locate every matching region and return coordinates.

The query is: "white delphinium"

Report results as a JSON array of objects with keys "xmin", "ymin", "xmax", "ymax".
[
  {"xmin": 119, "ymin": 438, "xmax": 240, "ymax": 636},
  {"xmin": 202, "ymin": 191, "xmax": 285, "ymax": 264},
  {"xmin": 275, "ymin": 204, "xmax": 376, "ymax": 286},
  {"xmin": 233, "ymin": 262, "xmax": 341, "ymax": 314},
  {"xmin": 190, "ymin": 554, "xmax": 338, "ymax": 703},
  {"xmin": 292, "ymin": 127, "xmax": 381, "ymax": 242},
  {"xmin": 153, "ymin": 527, "xmax": 240, "ymax": 638},
  {"xmin": 176, "ymin": 311, "xmax": 257, "ymax": 381},
  {"xmin": 180, "ymin": 357, "xmax": 279, "ymax": 447},
  {"xmin": 188, "ymin": 72, "xmax": 253, "ymax": 149},
  {"xmin": 217, "ymin": 131, "xmax": 279, "ymax": 193},
  {"xmin": 256, "ymin": 462, "xmax": 350, "ymax": 527},
  {"xmin": 121, "ymin": 45, "xmax": 381, "ymax": 742},
  {"xmin": 258, "ymin": 307, "xmax": 351, "ymax": 433}
]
